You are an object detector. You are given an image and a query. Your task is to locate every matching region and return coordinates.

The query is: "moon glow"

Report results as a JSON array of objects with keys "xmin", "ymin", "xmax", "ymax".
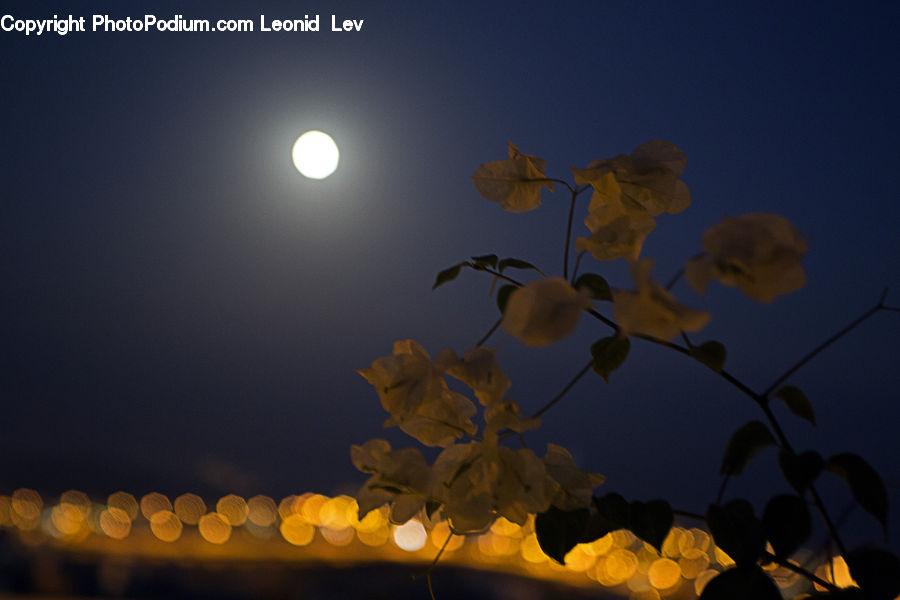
[{"xmin": 292, "ymin": 130, "xmax": 339, "ymax": 179}]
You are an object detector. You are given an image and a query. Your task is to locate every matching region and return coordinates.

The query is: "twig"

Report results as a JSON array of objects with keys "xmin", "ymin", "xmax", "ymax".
[
  {"xmin": 530, "ymin": 360, "xmax": 594, "ymax": 420},
  {"xmin": 475, "ymin": 318, "xmax": 503, "ymax": 347}
]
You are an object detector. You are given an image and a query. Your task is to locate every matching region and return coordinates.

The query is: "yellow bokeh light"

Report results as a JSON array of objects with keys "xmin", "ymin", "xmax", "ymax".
[
  {"xmin": 583, "ymin": 533, "xmax": 614, "ymax": 557},
  {"xmin": 520, "ymin": 534, "xmax": 548, "ymax": 564},
  {"xmin": 393, "ymin": 519, "xmax": 427, "ymax": 552},
  {"xmin": 648, "ymin": 557, "xmax": 682, "ymax": 589},
  {"xmin": 280, "ymin": 514, "xmax": 315, "ymax": 546},
  {"xmin": 320, "ymin": 526, "xmax": 354, "ymax": 546},
  {"xmin": 661, "ymin": 528, "xmax": 682, "ymax": 558},
  {"xmin": 174, "ymin": 493, "xmax": 206, "ymax": 525},
  {"xmin": 605, "ymin": 548, "xmax": 639, "ymax": 584},
  {"xmin": 51, "ymin": 504, "xmax": 86, "ymax": 536},
  {"xmin": 690, "ymin": 528, "xmax": 711, "ymax": 551},
  {"xmin": 357, "ymin": 528, "xmax": 390, "ymax": 547},
  {"xmin": 564, "ymin": 545, "xmax": 596, "ymax": 572},
  {"xmin": 627, "ymin": 571, "xmax": 653, "ymax": 593},
  {"xmin": 216, "ymin": 494, "xmax": 248, "ymax": 526},
  {"xmin": 490, "ymin": 517, "xmax": 523, "ymax": 538},
  {"xmin": 814, "ymin": 556, "xmax": 856, "ymax": 591},
  {"xmin": 198, "ymin": 513, "xmax": 232, "ymax": 544},
  {"xmin": 299, "ymin": 494, "xmax": 328, "ymax": 526},
  {"xmin": 319, "ymin": 496, "xmax": 352, "ymax": 530},
  {"xmin": 679, "ymin": 547, "xmax": 711, "ymax": 579},
  {"xmin": 150, "ymin": 511, "xmax": 183, "ymax": 542},
  {"xmin": 631, "ymin": 589, "xmax": 661, "ymax": 600},
  {"xmin": 11, "ymin": 488, "xmax": 42, "ymax": 520},
  {"xmin": 60, "ymin": 490, "xmax": 91, "ymax": 518},
  {"xmin": 277, "ymin": 495, "xmax": 301, "ymax": 520},
  {"xmin": 429, "ymin": 521, "xmax": 464, "ymax": 552},
  {"xmin": 99, "ymin": 507, "xmax": 131, "ymax": 540},
  {"xmin": 247, "ymin": 495, "xmax": 277, "ymax": 527},
  {"xmin": 355, "ymin": 507, "xmax": 388, "ymax": 533},
  {"xmin": 140, "ymin": 493, "xmax": 172, "ymax": 520},
  {"xmin": 107, "ymin": 492, "xmax": 139, "ymax": 521},
  {"xmin": 714, "ymin": 546, "xmax": 735, "ymax": 567}
]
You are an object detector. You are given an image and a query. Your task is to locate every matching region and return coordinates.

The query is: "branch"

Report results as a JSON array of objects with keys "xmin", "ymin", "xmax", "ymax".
[{"xmin": 530, "ymin": 359, "xmax": 594, "ymax": 420}]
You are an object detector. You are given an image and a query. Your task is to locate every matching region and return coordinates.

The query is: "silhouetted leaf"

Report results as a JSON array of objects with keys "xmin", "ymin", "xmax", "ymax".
[
  {"xmin": 498, "ymin": 257, "xmax": 540, "ymax": 273},
  {"xmin": 778, "ymin": 449, "xmax": 823, "ymax": 493},
  {"xmin": 581, "ymin": 493, "xmax": 630, "ymax": 543},
  {"xmin": 720, "ymin": 420, "xmax": 777, "ymax": 476},
  {"xmin": 425, "ymin": 501, "xmax": 441, "ymax": 520},
  {"xmin": 629, "ymin": 499, "xmax": 673, "ymax": 553},
  {"xmin": 496, "ymin": 284, "xmax": 517, "ymax": 314},
  {"xmin": 707, "ymin": 500, "xmax": 766, "ymax": 567},
  {"xmin": 432, "ymin": 263, "xmax": 462, "ymax": 290},
  {"xmin": 775, "ymin": 385, "xmax": 816, "ymax": 425},
  {"xmin": 699, "ymin": 565, "xmax": 782, "ymax": 600},
  {"xmin": 690, "ymin": 340, "xmax": 727, "ymax": 372},
  {"xmin": 846, "ymin": 547, "xmax": 900, "ymax": 600},
  {"xmin": 762, "ymin": 494, "xmax": 811, "ymax": 560},
  {"xmin": 590, "ymin": 336, "xmax": 630, "ymax": 383},
  {"xmin": 825, "ymin": 453, "xmax": 889, "ymax": 533},
  {"xmin": 574, "ymin": 273, "xmax": 612, "ymax": 301},
  {"xmin": 534, "ymin": 506, "xmax": 589, "ymax": 565},
  {"xmin": 470, "ymin": 254, "xmax": 498, "ymax": 269}
]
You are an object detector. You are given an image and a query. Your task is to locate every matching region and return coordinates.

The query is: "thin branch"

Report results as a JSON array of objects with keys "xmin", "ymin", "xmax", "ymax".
[
  {"xmin": 424, "ymin": 530, "xmax": 454, "ymax": 600},
  {"xmin": 475, "ymin": 318, "xmax": 503, "ymax": 347},
  {"xmin": 665, "ymin": 267, "xmax": 685, "ymax": 291},
  {"xmin": 762, "ymin": 551, "xmax": 840, "ymax": 592},
  {"xmin": 762, "ymin": 288, "xmax": 893, "ymax": 398},
  {"xmin": 530, "ymin": 360, "xmax": 594, "ymax": 420},
  {"xmin": 570, "ymin": 250, "xmax": 588, "ymax": 284},
  {"xmin": 563, "ymin": 188, "xmax": 578, "ymax": 280}
]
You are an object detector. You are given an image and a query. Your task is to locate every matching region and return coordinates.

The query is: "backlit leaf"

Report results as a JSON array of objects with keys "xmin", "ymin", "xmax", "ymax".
[
  {"xmin": 498, "ymin": 257, "xmax": 541, "ymax": 274},
  {"xmin": 574, "ymin": 273, "xmax": 613, "ymax": 301},
  {"xmin": 590, "ymin": 336, "xmax": 630, "ymax": 383},
  {"xmin": 690, "ymin": 340, "xmax": 727, "ymax": 372},
  {"xmin": 825, "ymin": 453, "xmax": 889, "ymax": 533},
  {"xmin": 496, "ymin": 284, "xmax": 517, "ymax": 314},
  {"xmin": 762, "ymin": 494, "xmax": 811, "ymax": 559},
  {"xmin": 778, "ymin": 449, "xmax": 823, "ymax": 493},
  {"xmin": 470, "ymin": 254, "xmax": 498, "ymax": 269},
  {"xmin": 535, "ymin": 506, "xmax": 589, "ymax": 564},
  {"xmin": 775, "ymin": 385, "xmax": 815, "ymax": 425},
  {"xmin": 720, "ymin": 421, "xmax": 777, "ymax": 477},
  {"xmin": 432, "ymin": 263, "xmax": 462, "ymax": 290}
]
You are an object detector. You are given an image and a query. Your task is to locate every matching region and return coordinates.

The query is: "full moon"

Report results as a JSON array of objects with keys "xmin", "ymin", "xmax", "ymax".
[{"xmin": 291, "ymin": 130, "xmax": 339, "ymax": 179}]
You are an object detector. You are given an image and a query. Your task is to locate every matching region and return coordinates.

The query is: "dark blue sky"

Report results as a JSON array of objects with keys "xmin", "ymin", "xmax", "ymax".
[{"xmin": 2, "ymin": 1, "xmax": 898, "ymax": 550}]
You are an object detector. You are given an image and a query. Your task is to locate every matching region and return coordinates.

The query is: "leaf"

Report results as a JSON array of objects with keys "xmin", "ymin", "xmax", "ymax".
[
  {"xmin": 432, "ymin": 263, "xmax": 462, "ymax": 290},
  {"xmin": 581, "ymin": 493, "xmax": 630, "ymax": 543},
  {"xmin": 498, "ymin": 257, "xmax": 540, "ymax": 274},
  {"xmin": 470, "ymin": 254, "xmax": 498, "ymax": 269},
  {"xmin": 425, "ymin": 500, "xmax": 441, "ymax": 520},
  {"xmin": 720, "ymin": 420, "xmax": 777, "ymax": 477},
  {"xmin": 846, "ymin": 547, "xmax": 900, "ymax": 600},
  {"xmin": 698, "ymin": 565, "xmax": 782, "ymax": 600},
  {"xmin": 534, "ymin": 506, "xmax": 589, "ymax": 565},
  {"xmin": 825, "ymin": 453, "xmax": 889, "ymax": 533},
  {"xmin": 706, "ymin": 500, "xmax": 766, "ymax": 567},
  {"xmin": 775, "ymin": 385, "xmax": 816, "ymax": 425},
  {"xmin": 761, "ymin": 494, "xmax": 811, "ymax": 560},
  {"xmin": 574, "ymin": 273, "xmax": 612, "ymax": 301},
  {"xmin": 629, "ymin": 499, "xmax": 673, "ymax": 553},
  {"xmin": 690, "ymin": 341, "xmax": 727, "ymax": 372},
  {"xmin": 496, "ymin": 284, "xmax": 517, "ymax": 314},
  {"xmin": 778, "ymin": 449, "xmax": 823, "ymax": 493},
  {"xmin": 590, "ymin": 336, "xmax": 631, "ymax": 383}
]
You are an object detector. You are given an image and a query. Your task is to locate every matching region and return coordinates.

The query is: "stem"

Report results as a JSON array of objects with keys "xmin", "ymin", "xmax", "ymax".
[
  {"xmin": 571, "ymin": 250, "xmax": 588, "ymax": 284},
  {"xmin": 762, "ymin": 288, "xmax": 892, "ymax": 398},
  {"xmin": 665, "ymin": 267, "xmax": 685, "ymax": 291},
  {"xmin": 475, "ymin": 318, "xmax": 503, "ymax": 347},
  {"xmin": 425, "ymin": 531, "xmax": 454, "ymax": 600},
  {"xmin": 563, "ymin": 188, "xmax": 578, "ymax": 280},
  {"xmin": 530, "ymin": 360, "xmax": 594, "ymax": 420}
]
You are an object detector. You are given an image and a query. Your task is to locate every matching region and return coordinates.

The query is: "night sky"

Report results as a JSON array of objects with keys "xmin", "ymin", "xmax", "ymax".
[{"xmin": 2, "ymin": 1, "xmax": 899, "ymax": 553}]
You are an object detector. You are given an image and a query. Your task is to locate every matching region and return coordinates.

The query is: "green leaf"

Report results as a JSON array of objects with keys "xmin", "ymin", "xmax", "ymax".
[
  {"xmin": 846, "ymin": 547, "xmax": 900, "ymax": 600},
  {"xmin": 761, "ymin": 494, "xmax": 811, "ymax": 560},
  {"xmin": 432, "ymin": 263, "xmax": 463, "ymax": 290},
  {"xmin": 629, "ymin": 500, "xmax": 673, "ymax": 553},
  {"xmin": 590, "ymin": 336, "xmax": 631, "ymax": 383},
  {"xmin": 778, "ymin": 449, "xmax": 823, "ymax": 493},
  {"xmin": 699, "ymin": 565, "xmax": 782, "ymax": 600},
  {"xmin": 496, "ymin": 284, "xmax": 517, "ymax": 314},
  {"xmin": 825, "ymin": 453, "xmax": 889, "ymax": 533},
  {"xmin": 720, "ymin": 420, "xmax": 777, "ymax": 477},
  {"xmin": 706, "ymin": 500, "xmax": 766, "ymax": 567},
  {"xmin": 534, "ymin": 506, "xmax": 589, "ymax": 565},
  {"xmin": 574, "ymin": 273, "xmax": 612, "ymax": 301},
  {"xmin": 498, "ymin": 257, "xmax": 540, "ymax": 273},
  {"xmin": 690, "ymin": 341, "xmax": 727, "ymax": 372},
  {"xmin": 775, "ymin": 385, "xmax": 816, "ymax": 426},
  {"xmin": 470, "ymin": 254, "xmax": 498, "ymax": 269},
  {"xmin": 581, "ymin": 493, "xmax": 630, "ymax": 543}
]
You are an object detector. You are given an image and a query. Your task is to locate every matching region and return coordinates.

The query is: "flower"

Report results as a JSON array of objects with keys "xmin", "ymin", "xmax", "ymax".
[
  {"xmin": 613, "ymin": 259, "xmax": 710, "ymax": 340},
  {"xmin": 575, "ymin": 175, "xmax": 658, "ymax": 260},
  {"xmin": 435, "ymin": 346, "xmax": 511, "ymax": 406},
  {"xmin": 471, "ymin": 142, "xmax": 553, "ymax": 213},
  {"xmin": 543, "ymin": 444, "xmax": 606, "ymax": 510},
  {"xmin": 351, "ymin": 439, "xmax": 431, "ymax": 522},
  {"xmin": 685, "ymin": 212, "xmax": 807, "ymax": 303},
  {"xmin": 358, "ymin": 340, "xmax": 477, "ymax": 447},
  {"xmin": 572, "ymin": 139, "xmax": 691, "ymax": 219},
  {"xmin": 502, "ymin": 277, "xmax": 592, "ymax": 347}
]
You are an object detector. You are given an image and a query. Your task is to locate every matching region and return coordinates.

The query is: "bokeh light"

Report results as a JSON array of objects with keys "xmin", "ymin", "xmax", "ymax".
[
  {"xmin": 216, "ymin": 494, "xmax": 248, "ymax": 526},
  {"xmin": 393, "ymin": 519, "xmax": 427, "ymax": 552},
  {"xmin": 280, "ymin": 514, "xmax": 315, "ymax": 546},
  {"xmin": 140, "ymin": 493, "xmax": 172, "ymax": 520},
  {"xmin": 198, "ymin": 512, "xmax": 232, "ymax": 544},
  {"xmin": 150, "ymin": 511, "xmax": 183, "ymax": 542},
  {"xmin": 174, "ymin": 493, "xmax": 206, "ymax": 525}
]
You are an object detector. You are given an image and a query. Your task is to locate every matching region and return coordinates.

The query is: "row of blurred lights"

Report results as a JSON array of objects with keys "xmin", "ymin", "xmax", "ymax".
[{"xmin": 0, "ymin": 488, "xmax": 857, "ymax": 599}]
